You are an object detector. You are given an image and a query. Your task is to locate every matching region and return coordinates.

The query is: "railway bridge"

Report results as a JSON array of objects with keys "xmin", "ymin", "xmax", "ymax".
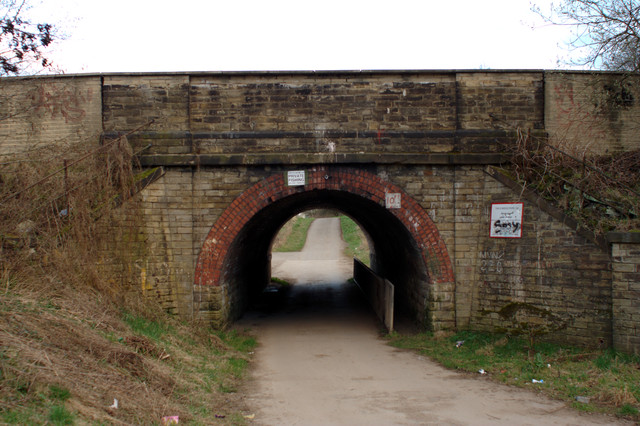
[{"xmin": 2, "ymin": 70, "xmax": 640, "ymax": 350}]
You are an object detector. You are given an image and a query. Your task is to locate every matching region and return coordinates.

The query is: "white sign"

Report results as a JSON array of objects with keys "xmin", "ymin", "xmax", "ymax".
[
  {"xmin": 490, "ymin": 203, "xmax": 523, "ymax": 238},
  {"xmin": 287, "ymin": 170, "xmax": 306, "ymax": 186},
  {"xmin": 385, "ymin": 193, "xmax": 401, "ymax": 209}
]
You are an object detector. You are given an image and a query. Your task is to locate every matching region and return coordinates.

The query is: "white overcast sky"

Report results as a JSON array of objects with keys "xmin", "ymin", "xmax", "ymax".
[{"xmin": 30, "ymin": 0, "xmax": 582, "ymax": 74}]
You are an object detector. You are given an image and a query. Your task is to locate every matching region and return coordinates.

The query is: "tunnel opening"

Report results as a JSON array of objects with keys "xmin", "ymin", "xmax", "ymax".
[
  {"xmin": 220, "ymin": 189, "xmax": 432, "ymax": 328},
  {"xmin": 270, "ymin": 208, "xmax": 372, "ymax": 273}
]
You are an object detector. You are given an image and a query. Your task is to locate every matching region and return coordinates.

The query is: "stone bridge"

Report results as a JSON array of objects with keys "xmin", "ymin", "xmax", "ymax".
[{"xmin": 2, "ymin": 70, "xmax": 640, "ymax": 351}]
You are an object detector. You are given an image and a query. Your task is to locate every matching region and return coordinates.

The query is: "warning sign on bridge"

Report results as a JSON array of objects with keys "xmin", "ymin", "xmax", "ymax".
[
  {"xmin": 286, "ymin": 170, "xmax": 306, "ymax": 186},
  {"xmin": 490, "ymin": 203, "xmax": 523, "ymax": 238}
]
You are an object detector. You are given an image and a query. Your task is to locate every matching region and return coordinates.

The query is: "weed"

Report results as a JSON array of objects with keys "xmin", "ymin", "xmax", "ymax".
[
  {"xmin": 49, "ymin": 385, "xmax": 71, "ymax": 401},
  {"xmin": 217, "ymin": 330, "xmax": 257, "ymax": 354},
  {"xmin": 619, "ymin": 404, "xmax": 639, "ymax": 416},
  {"xmin": 594, "ymin": 351, "xmax": 614, "ymax": 370},
  {"xmin": 122, "ymin": 311, "xmax": 170, "ymax": 340},
  {"xmin": 226, "ymin": 357, "xmax": 248, "ymax": 378},
  {"xmin": 48, "ymin": 405, "xmax": 73, "ymax": 425}
]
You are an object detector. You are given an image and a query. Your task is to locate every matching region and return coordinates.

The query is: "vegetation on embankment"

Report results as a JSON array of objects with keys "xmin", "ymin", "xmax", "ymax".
[
  {"xmin": 1, "ymin": 288, "xmax": 257, "ymax": 424},
  {"xmin": 508, "ymin": 136, "xmax": 640, "ymax": 235},
  {"xmin": 339, "ymin": 215, "xmax": 370, "ymax": 266},
  {"xmin": 389, "ymin": 331, "xmax": 640, "ymax": 421},
  {"xmin": 0, "ymin": 141, "xmax": 256, "ymax": 424},
  {"xmin": 271, "ymin": 214, "xmax": 314, "ymax": 252}
]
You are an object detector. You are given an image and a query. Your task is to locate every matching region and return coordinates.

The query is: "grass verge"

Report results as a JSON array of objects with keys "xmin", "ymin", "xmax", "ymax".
[
  {"xmin": 272, "ymin": 215, "xmax": 314, "ymax": 252},
  {"xmin": 0, "ymin": 289, "xmax": 257, "ymax": 425},
  {"xmin": 388, "ymin": 330, "xmax": 640, "ymax": 421},
  {"xmin": 340, "ymin": 215, "xmax": 370, "ymax": 266}
]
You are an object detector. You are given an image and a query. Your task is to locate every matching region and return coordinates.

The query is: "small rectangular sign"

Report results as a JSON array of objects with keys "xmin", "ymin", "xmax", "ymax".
[
  {"xmin": 385, "ymin": 193, "xmax": 401, "ymax": 209},
  {"xmin": 490, "ymin": 202, "xmax": 523, "ymax": 238},
  {"xmin": 287, "ymin": 170, "xmax": 306, "ymax": 186}
]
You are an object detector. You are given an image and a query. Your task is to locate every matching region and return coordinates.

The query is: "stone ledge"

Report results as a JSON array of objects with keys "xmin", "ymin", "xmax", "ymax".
[
  {"xmin": 105, "ymin": 129, "xmax": 540, "ymax": 140},
  {"xmin": 606, "ymin": 232, "xmax": 640, "ymax": 244},
  {"xmin": 138, "ymin": 152, "xmax": 510, "ymax": 167}
]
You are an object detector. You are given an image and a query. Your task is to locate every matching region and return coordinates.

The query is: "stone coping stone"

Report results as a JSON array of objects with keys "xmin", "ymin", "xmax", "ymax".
[{"xmin": 606, "ymin": 232, "xmax": 640, "ymax": 244}]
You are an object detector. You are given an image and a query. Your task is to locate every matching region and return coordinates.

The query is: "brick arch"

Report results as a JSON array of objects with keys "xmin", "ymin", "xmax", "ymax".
[{"xmin": 194, "ymin": 166, "xmax": 454, "ymax": 287}]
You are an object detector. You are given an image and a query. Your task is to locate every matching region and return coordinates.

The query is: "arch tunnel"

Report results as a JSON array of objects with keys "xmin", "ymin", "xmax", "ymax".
[{"xmin": 194, "ymin": 166, "xmax": 454, "ymax": 328}]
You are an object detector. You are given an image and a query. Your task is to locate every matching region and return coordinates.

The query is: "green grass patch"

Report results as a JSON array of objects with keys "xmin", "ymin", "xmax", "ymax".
[
  {"xmin": 272, "ymin": 215, "xmax": 314, "ymax": 252},
  {"xmin": 49, "ymin": 385, "xmax": 71, "ymax": 402},
  {"xmin": 340, "ymin": 215, "xmax": 370, "ymax": 266},
  {"xmin": 216, "ymin": 329, "xmax": 257, "ymax": 354},
  {"xmin": 270, "ymin": 277, "xmax": 291, "ymax": 286},
  {"xmin": 48, "ymin": 405, "xmax": 74, "ymax": 425},
  {"xmin": 388, "ymin": 330, "xmax": 640, "ymax": 421},
  {"xmin": 122, "ymin": 311, "xmax": 171, "ymax": 340}
]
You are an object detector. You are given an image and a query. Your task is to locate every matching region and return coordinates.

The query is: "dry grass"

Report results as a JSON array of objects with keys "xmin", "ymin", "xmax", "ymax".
[{"xmin": 0, "ymin": 139, "xmax": 256, "ymax": 424}]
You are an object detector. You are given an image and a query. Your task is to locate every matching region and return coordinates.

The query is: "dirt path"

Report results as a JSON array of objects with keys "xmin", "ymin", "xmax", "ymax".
[{"xmin": 240, "ymin": 217, "xmax": 626, "ymax": 425}]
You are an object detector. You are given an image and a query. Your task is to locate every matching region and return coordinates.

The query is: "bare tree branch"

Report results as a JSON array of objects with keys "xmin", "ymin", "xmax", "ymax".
[
  {"xmin": 537, "ymin": 0, "xmax": 640, "ymax": 71},
  {"xmin": 0, "ymin": 0, "xmax": 55, "ymax": 76}
]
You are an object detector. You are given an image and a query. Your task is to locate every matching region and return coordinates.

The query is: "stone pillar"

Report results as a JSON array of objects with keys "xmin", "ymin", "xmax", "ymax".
[{"xmin": 608, "ymin": 232, "xmax": 640, "ymax": 354}]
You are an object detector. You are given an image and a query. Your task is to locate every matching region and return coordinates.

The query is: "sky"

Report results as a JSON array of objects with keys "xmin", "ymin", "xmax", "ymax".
[{"xmin": 28, "ymin": 0, "xmax": 582, "ymax": 74}]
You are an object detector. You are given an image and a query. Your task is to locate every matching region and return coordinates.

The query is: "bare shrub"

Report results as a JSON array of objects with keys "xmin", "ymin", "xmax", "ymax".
[
  {"xmin": 0, "ymin": 135, "xmax": 145, "ymax": 303},
  {"xmin": 507, "ymin": 130, "xmax": 640, "ymax": 234}
]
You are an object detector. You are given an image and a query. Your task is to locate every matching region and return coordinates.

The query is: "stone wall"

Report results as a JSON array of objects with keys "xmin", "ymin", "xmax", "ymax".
[
  {"xmin": 608, "ymin": 233, "xmax": 640, "ymax": 354},
  {"xmin": 0, "ymin": 76, "xmax": 102, "ymax": 154},
  {"xmin": 455, "ymin": 167, "xmax": 612, "ymax": 346},
  {"xmin": 545, "ymin": 72, "xmax": 640, "ymax": 154}
]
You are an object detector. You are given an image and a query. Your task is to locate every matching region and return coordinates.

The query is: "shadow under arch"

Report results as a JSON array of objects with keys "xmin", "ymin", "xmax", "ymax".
[{"xmin": 194, "ymin": 166, "xmax": 454, "ymax": 328}]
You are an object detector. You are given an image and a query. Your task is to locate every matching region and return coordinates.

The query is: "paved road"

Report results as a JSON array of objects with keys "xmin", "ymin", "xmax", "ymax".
[{"xmin": 240, "ymin": 217, "xmax": 627, "ymax": 425}]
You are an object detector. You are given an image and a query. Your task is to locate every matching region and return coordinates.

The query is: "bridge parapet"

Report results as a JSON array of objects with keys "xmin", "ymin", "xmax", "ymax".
[{"xmin": 99, "ymin": 71, "xmax": 546, "ymax": 166}]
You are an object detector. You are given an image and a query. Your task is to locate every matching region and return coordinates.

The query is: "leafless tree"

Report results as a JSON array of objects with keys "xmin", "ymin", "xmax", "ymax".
[
  {"xmin": 0, "ymin": 0, "xmax": 55, "ymax": 75},
  {"xmin": 535, "ymin": 0, "xmax": 640, "ymax": 71}
]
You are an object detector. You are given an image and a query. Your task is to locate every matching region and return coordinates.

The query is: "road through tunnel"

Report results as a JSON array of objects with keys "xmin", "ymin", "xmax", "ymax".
[{"xmin": 194, "ymin": 167, "xmax": 454, "ymax": 329}]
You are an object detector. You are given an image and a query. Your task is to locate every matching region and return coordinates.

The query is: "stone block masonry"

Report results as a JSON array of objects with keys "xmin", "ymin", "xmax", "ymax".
[
  {"xmin": 2, "ymin": 70, "xmax": 640, "ymax": 351},
  {"xmin": 608, "ymin": 233, "xmax": 640, "ymax": 354}
]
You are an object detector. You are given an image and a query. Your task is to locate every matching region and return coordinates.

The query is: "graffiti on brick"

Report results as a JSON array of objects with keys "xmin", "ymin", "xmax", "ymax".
[
  {"xmin": 30, "ymin": 84, "xmax": 93, "ymax": 123},
  {"xmin": 479, "ymin": 250, "xmax": 504, "ymax": 274},
  {"xmin": 552, "ymin": 82, "xmax": 608, "ymax": 141}
]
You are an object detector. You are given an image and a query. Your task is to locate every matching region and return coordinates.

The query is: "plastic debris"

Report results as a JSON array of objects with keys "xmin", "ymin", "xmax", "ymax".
[
  {"xmin": 162, "ymin": 416, "xmax": 179, "ymax": 425},
  {"xmin": 532, "ymin": 379, "xmax": 544, "ymax": 384},
  {"xmin": 108, "ymin": 398, "xmax": 118, "ymax": 409},
  {"xmin": 244, "ymin": 414, "xmax": 256, "ymax": 419},
  {"xmin": 214, "ymin": 414, "xmax": 226, "ymax": 419},
  {"xmin": 478, "ymin": 369, "xmax": 486, "ymax": 375},
  {"xmin": 455, "ymin": 340, "xmax": 465, "ymax": 348},
  {"xmin": 575, "ymin": 396, "xmax": 590, "ymax": 403}
]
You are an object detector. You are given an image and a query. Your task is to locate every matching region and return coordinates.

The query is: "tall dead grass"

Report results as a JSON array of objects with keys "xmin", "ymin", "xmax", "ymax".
[{"xmin": 0, "ymin": 135, "xmax": 149, "ymax": 309}]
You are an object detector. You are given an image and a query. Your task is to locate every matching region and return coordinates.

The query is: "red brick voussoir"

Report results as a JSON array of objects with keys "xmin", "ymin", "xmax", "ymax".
[{"xmin": 194, "ymin": 166, "xmax": 454, "ymax": 287}]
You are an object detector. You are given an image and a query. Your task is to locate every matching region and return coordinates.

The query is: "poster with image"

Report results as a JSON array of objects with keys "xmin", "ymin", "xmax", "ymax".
[{"xmin": 490, "ymin": 203, "xmax": 523, "ymax": 238}]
